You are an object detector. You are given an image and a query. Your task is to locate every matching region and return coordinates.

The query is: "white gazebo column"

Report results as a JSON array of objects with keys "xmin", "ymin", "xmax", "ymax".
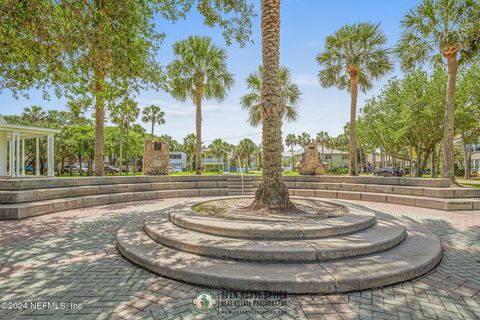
[
  {"xmin": 15, "ymin": 132, "xmax": 21, "ymax": 177},
  {"xmin": 47, "ymin": 134, "xmax": 54, "ymax": 177},
  {"xmin": 21, "ymin": 139, "xmax": 25, "ymax": 175},
  {"xmin": 35, "ymin": 137, "xmax": 40, "ymax": 176},
  {"xmin": 0, "ymin": 132, "xmax": 6, "ymax": 176},
  {"xmin": 9, "ymin": 139, "xmax": 13, "ymax": 176}
]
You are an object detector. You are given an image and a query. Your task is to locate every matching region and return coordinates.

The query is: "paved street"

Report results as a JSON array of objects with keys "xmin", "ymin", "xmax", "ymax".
[{"xmin": 0, "ymin": 197, "xmax": 479, "ymax": 320}]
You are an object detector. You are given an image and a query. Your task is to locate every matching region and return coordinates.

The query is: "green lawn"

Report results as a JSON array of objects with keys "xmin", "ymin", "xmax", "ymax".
[{"xmin": 456, "ymin": 178, "xmax": 480, "ymax": 188}]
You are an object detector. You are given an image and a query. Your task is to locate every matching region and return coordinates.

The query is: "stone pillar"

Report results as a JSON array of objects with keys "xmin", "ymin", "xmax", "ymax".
[
  {"xmin": 143, "ymin": 140, "xmax": 169, "ymax": 175},
  {"xmin": 0, "ymin": 132, "xmax": 6, "ymax": 176},
  {"xmin": 298, "ymin": 143, "xmax": 325, "ymax": 175}
]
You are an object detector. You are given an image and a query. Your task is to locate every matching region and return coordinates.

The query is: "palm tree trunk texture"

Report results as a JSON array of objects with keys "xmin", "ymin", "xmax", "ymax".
[
  {"xmin": 250, "ymin": 0, "xmax": 294, "ymax": 212},
  {"xmin": 348, "ymin": 66, "xmax": 359, "ymax": 176},
  {"xmin": 94, "ymin": 70, "xmax": 106, "ymax": 176},
  {"xmin": 291, "ymin": 147, "xmax": 294, "ymax": 171},
  {"xmin": 151, "ymin": 117, "xmax": 155, "ymax": 137},
  {"xmin": 442, "ymin": 52, "xmax": 458, "ymax": 182},
  {"xmin": 195, "ymin": 80, "xmax": 203, "ymax": 175}
]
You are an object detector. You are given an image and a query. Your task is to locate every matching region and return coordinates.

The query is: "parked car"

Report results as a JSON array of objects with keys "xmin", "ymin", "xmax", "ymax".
[
  {"xmin": 63, "ymin": 165, "xmax": 80, "ymax": 174},
  {"xmin": 24, "ymin": 165, "xmax": 33, "ymax": 173},
  {"xmin": 374, "ymin": 166, "xmax": 404, "ymax": 177},
  {"xmin": 104, "ymin": 166, "xmax": 120, "ymax": 175}
]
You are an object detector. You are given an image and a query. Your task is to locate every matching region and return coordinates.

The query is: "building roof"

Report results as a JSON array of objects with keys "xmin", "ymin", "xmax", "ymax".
[{"xmin": 0, "ymin": 115, "xmax": 60, "ymax": 140}]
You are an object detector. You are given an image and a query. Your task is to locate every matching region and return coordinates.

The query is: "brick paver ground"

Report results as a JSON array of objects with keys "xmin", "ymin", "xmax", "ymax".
[{"xmin": 0, "ymin": 197, "xmax": 479, "ymax": 320}]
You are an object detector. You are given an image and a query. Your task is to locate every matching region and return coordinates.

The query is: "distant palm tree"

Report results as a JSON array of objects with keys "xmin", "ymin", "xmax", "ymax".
[
  {"xmin": 158, "ymin": 134, "xmax": 180, "ymax": 151},
  {"xmin": 237, "ymin": 138, "xmax": 258, "ymax": 171},
  {"xmin": 240, "ymin": 66, "xmax": 301, "ymax": 127},
  {"xmin": 395, "ymin": 0, "xmax": 480, "ymax": 181},
  {"xmin": 317, "ymin": 22, "xmax": 393, "ymax": 176},
  {"xmin": 168, "ymin": 36, "xmax": 234, "ymax": 175},
  {"xmin": 297, "ymin": 132, "xmax": 312, "ymax": 150},
  {"xmin": 110, "ymin": 98, "xmax": 139, "ymax": 175},
  {"xmin": 141, "ymin": 105, "xmax": 165, "ymax": 137},
  {"xmin": 285, "ymin": 134, "xmax": 297, "ymax": 171},
  {"xmin": 22, "ymin": 106, "xmax": 46, "ymax": 124},
  {"xmin": 182, "ymin": 133, "xmax": 196, "ymax": 172},
  {"xmin": 209, "ymin": 139, "xmax": 226, "ymax": 172},
  {"xmin": 315, "ymin": 131, "xmax": 330, "ymax": 160}
]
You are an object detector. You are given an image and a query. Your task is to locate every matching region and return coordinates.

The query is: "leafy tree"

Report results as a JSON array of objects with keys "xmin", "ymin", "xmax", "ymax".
[
  {"xmin": 1, "ymin": 0, "xmax": 254, "ymax": 177},
  {"xmin": 249, "ymin": 0, "xmax": 294, "ymax": 211},
  {"xmin": 142, "ymin": 105, "xmax": 166, "ymax": 137},
  {"xmin": 317, "ymin": 22, "xmax": 393, "ymax": 176},
  {"xmin": 358, "ymin": 69, "xmax": 447, "ymax": 176},
  {"xmin": 240, "ymin": 66, "xmax": 301, "ymax": 127},
  {"xmin": 168, "ymin": 35, "xmax": 234, "ymax": 175},
  {"xmin": 285, "ymin": 134, "xmax": 297, "ymax": 170},
  {"xmin": 395, "ymin": 0, "xmax": 480, "ymax": 181},
  {"xmin": 109, "ymin": 98, "xmax": 140, "ymax": 174}
]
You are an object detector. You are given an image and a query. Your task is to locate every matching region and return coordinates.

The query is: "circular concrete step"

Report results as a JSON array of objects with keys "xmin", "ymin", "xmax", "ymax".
[
  {"xmin": 116, "ymin": 223, "xmax": 441, "ymax": 294},
  {"xmin": 144, "ymin": 216, "xmax": 406, "ymax": 262},
  {"xmin": 168, "ymin": 201, "xmax": 376, "ymax": 239}
]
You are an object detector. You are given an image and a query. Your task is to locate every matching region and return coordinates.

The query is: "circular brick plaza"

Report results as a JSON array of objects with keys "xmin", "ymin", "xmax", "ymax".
[{"xmin": 0, "ymin": 196, "xmax": 479, "ymax": 319}]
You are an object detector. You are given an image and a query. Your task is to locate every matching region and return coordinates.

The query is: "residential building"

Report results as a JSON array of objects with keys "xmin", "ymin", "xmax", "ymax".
[{"xmin": 169, "ymin": 152, "xmax": 187, "ymax": 171}]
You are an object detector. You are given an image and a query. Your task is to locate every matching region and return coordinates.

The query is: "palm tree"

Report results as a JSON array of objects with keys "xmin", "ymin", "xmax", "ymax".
[
  {"xmin": 240, "ymin": 66, "xmax": 301, "ymax": 127},
  {"xmin": 285, "ymin": 134, "xmax": 297, "ymax": 171},
  {"xmin": 395, "ymin": 0, "xmax": 480, "ymax": 181},
  {"xmin": 110, "ymin": 98, "xmax": 139, "ymax": 175},
  {"xmin": 168, "ymin": 36, "xmax": 234, "ymax": 175},
  {"xmin": 249, "ymin": 0, "xmax": 293, "ymax": 211},
  {"xmin": 22, "ymin": 106, "xmax": 46, "ymax": 124},
  {"xmin": 237, "ymin": 138, "xmax": 258, "ymax": 172},
  {"xmin": 297, "ymin": 132, "xmax": 312, "ymax": 150},
  {"xmin": 315, "ymin": 131, "xmax": 330, "ymax": 160},
  {"xmin": 182, "ymin": 134, "xmax": 196, "ymax": 172},
  {"xmin": 317, "ymin": 22, "xmax": 393, "ymax": 176},
  {"xmin": 158, "ymin": 134, "xmax": 180, "ymax": 151},
  {"xmin": 141, "ymin": 105, "xmax": 165, "ymax": 137},
  {"xmin": 209, "ymin": 139, "xmax": 226, "ymax": 172}
]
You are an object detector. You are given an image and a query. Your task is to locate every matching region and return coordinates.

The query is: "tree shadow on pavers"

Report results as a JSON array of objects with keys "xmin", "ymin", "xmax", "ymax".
[
  {"xmin": 0, "ymin": 257, "xmax": 156, "ymax": 320},
  {"xmin": 400, "ymin": 215, "xmax": 480, "ymax": 252},
  {"xmin": 347, "ymin": 272, "xmax": 480, "ymax": 320},
  {"xmin": 0, "ymin": 211, "xmax": 156, "ymax": 267},
  {"xmin": 112, "ymin": 283, "xmax": 307, "ymax": 320}
]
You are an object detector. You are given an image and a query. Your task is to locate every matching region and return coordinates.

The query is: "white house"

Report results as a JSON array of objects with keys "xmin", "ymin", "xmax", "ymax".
[
  {"xmin": 0, "ymin": 115, "xmax": 59, "ymax": 177},
  {"xmin": 169, "ymin": 152, "xmax": 187, "ymax": 171}
]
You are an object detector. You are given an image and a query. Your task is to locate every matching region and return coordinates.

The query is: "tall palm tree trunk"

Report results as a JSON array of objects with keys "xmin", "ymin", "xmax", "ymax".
[
  {"xmin": 94, "ymin": 69, "xmax": 106, "ymax": 176},
  {"xmin": 195, "ymin": 81, "xmax": 203, "ymax": 175},
  {"xmin": 151, "ymin": 118, "xmax": 155, "ymax": 137},
  {"xmin": 250, "ymin": 0, "xmax": 293, "ymax": 212},
  {"xmin": 348, "ymin": 66, "xmax": 359, "ymax": 176},
  {"xmin": 442, "ymin": 49, "xmax": 458, "ymax": 182}
]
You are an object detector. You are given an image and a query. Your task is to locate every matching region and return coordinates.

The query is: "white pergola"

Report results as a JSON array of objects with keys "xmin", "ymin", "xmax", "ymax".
[{"xmin": 0, "ymin": 116, "xmax": 60, "ymax": 177}]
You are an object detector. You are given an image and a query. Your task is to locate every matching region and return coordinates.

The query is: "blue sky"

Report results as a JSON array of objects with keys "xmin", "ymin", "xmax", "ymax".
[{"xmin": 0, "ymin": 0, "xmax": 421, "ymax": 145}]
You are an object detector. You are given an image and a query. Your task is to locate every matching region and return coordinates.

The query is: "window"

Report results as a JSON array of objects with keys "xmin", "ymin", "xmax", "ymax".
[
  {"xmin": 325, "ymin": 154, "xmax": 332, "ymax": 160},
  {"xmin": 342, "ymin": 154, "xmax": 349, "ymax": 160},
  {"xmin": 170, "ymin": 154, "xmax": 181, "ymax": 160}
]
